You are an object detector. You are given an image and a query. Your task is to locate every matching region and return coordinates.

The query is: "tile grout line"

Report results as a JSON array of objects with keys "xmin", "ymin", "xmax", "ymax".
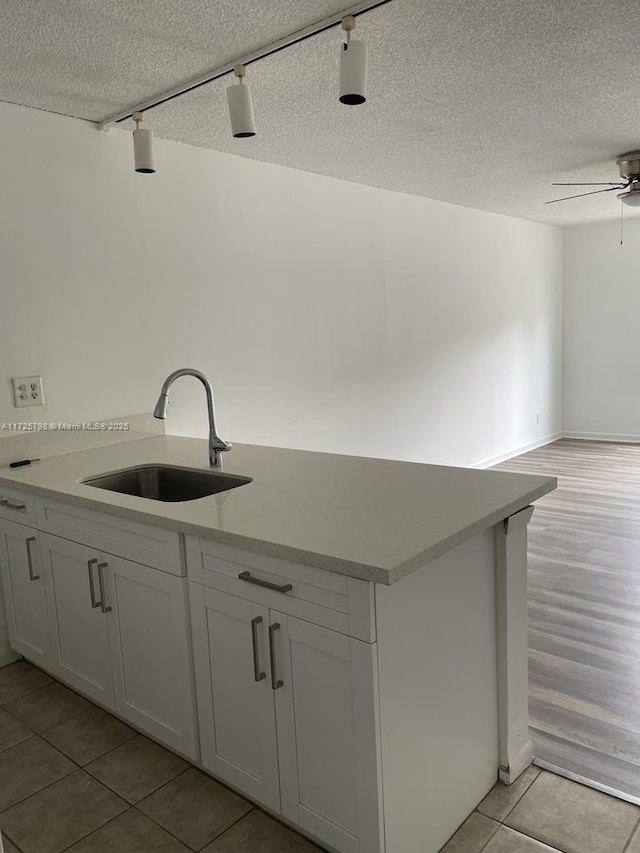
[
  {"xmin": 0, "ymin": 739, "xmax": 79, "ymax": 815},
  {"xmin": 0, "ymin": 668, "xmax": 142, "ymax": 848},
  {"xmin": 137, "ymin": 769, "xmax": 253, "ymax": 848},
  {"xmin": 135, "ymin": 801, "xmax": 257, "ymax": 853},
  {"xmin": 0, "ymin": 668, "xmax": 264, "ymax": 852},
  {"xmin": 0, "ymin": 680, "xmax": 55, "ymax": 715},
  {"xmin": 129, "ymin": 804, "xmax": 194, "ymax": 852},
  {"xmin": 621, "ymin": 814, "xmax": 640, "ymax": 853},
  {"xmin": 55, "ymin": 806, "xmax": 132, "ymax": 853},
  {"xmin": 471, "ymin": 769, "xmax": 572, "ymax": 853},
  {"xmin": 196, "ymin": 806, "xmax": 258, "ymax": 849},
  {"xmin": 0, "ymin": 765, "xmax": 77, "ymax": 817},
  {"xmin": 475, "ymin": 768, "xmax": 542, "ymax": 827},
  {"xmin": 23, "ymin": 761, "xmax": 192, "ymax": 852},
  {"xmin": 0, "ymin": 731, "xmax": 37, "ymax": 757},
  {"xmin": 1, "ymin": 826, "xmax": 25, "ymax": 853},
  {"xmin": 498, "ymin": 771, "xmax": 640, "ymax": 853},
  {"xmin": 497, "ymin": 823, "xmax": 569, "ymax": 853},
  {"xmin": 1, "ymin": 767, "xmax": 130, "ymax": 853},
  {"xmin": 1, "ymin": 684, "xmax": 91, "ymax": 733},
  {"xmin": 494, "ymin": 781, "xmax": 585, "ymax": 853},
  {"xmin": 40, "ymin": 716, "xmax": 137, "ymax": 766},
  {"xmin": 472, "ymin": 815, "xmax": 500, "ymax": 853},
  {"xmin": 83, "ymin": 758, "xmax": 192, "ymax": 807},
  {"xmin": 0, "ymin": 682, "xmax": 165, "ymax": 822},
  {"xmin": 497, "ymin": 768, "xmax": 544, "ymax": 824},
  {"xmin": 0, "ymin": 732, "xmax": 138, "ymax": 821}
]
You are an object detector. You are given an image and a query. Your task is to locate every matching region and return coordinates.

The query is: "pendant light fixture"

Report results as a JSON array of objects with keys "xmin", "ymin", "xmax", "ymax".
[
  {"xmin": 132, "ymin": 112, "xmax": 156, "ymax": 173},
  {"xmin": 226, "ymin": 64, "xmax": 257, "ymax": 138},
  {"xmin": 339, "ymin": 15, "xmax": 367, "ymax": 105},
  {"xmin": 98, "ymin": 0, "xmax": 394, "ymax": 170}
]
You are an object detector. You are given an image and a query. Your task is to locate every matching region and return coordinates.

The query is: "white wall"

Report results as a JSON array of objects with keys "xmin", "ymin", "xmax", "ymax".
[
  {"xmin": 0, "ymin": 102, "xmax": 563, "ymax": 467},
  {"xmin": 563, "ymin": 219, "xmax": 640, "ymax": 440}
]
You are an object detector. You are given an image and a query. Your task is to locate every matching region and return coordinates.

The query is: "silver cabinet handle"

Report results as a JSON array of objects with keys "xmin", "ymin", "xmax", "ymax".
[
  {"xmin": 97, "ymin": 562, "xmax": 111, "ymax": 613},
  {"xmin": 25, "ymin": 536, "xmax": 40, "ymax": 581},
  {"xmin": 251, "ymin": 616, "xmax": 266, "ymax": 682},
  {"xmin": 0, "ymin": 498, "xmax": 26, "ymax": 510},
  {"xmin": 87, "ymin": 559, "xmax": 100, "ymax": 608},
  {"xmin": 268, "ymin": 623, "xmax": 283, "ymax": 691},
  {"xmin": 238, "ymin": 571, "xmax": 292, "ymax": 594}
]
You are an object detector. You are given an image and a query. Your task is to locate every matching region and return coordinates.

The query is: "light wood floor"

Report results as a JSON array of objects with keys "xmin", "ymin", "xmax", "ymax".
[{"xmin": 497, "ymin": 439, "xmax": 640, "ymax": 801}]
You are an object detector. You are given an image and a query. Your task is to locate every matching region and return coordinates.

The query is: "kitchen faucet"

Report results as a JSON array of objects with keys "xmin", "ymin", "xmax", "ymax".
[{"xmin": 153, "ymin": 368, "xmax": 231, "ymax": 467}]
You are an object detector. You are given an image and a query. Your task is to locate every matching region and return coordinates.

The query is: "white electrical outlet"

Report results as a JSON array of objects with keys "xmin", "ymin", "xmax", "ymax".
[{"xmin": 12, "ymin": 376, "xmax": 45, "ymax": 408}]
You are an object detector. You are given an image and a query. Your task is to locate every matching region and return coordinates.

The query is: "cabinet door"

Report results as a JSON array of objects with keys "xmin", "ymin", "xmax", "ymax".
[
  {"xmin": 0, "ymin": 520, "xmax": 50, "ymax": 666},
  {"xmin": 273, "ymin": 614, "xmax": 383, "ymax": 853},
  {"xmin": 105, "ymin": 556, "xmax": 198, "ymax": 760},
  {"xmin": 189, "ymin": 583, "xmax": 280, "ymax": 812},
  {"xmin": 40, "ymin": 534, "xmax": 114, "ymax": 707}
]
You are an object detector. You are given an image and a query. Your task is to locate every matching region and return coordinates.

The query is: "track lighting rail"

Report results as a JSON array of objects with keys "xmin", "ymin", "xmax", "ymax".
[{"xmin": 96, "ymin": 0, "xmax": 394, "ymax": 131}]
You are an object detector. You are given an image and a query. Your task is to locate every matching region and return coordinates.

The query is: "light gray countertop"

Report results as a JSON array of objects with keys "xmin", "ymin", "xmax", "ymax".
[{"xmin": 0, "ymin": 436, "xmax": 556, "ymax": 584}]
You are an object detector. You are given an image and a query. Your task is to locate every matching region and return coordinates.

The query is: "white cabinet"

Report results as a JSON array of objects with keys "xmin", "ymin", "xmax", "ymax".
[
  {"xmin": 190, "ymin": 586, "xmax": 280, "ymax": 811},
  {"xmin": 189, "ymin": 583, "xmax": 381, "ymax": 853},
  {"xmin": 106, "ymin": 555, "xmax": 197, "ymax": 757},
  {"xmin": 0, "ymin": 491, "xmax": 533, "ymax": 853},
  {"xmin": 274, "ymin": 614, "xmax": 381, "ymax": 853},
  {"xmin": 41, "ymin": 534, "xmax": 114, "ymax": 706},
  {"xmin": 40, "ymin": 533, "xmax": 197, "ymax": 760},
  {"xmin": 0, "ymin": 519, "xmax": 50, "ymax": 667}
]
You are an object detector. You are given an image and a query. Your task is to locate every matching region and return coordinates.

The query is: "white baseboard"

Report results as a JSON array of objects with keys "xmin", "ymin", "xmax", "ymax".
[
  {"xmin": 563, "ymin": 431, "xmax": 640, "ymax": 444},
  {"xmin": 473, "ymin": 430, "xmax": 640, "ymax": 470},
  {"xmin": 472, "ymin": 433, "xmax": 563, "ymax": 469}
]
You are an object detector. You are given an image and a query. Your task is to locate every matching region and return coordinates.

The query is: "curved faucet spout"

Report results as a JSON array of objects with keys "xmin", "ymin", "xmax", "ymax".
[{"xmin": 153, "ymin": 368, "xmax": 231, "ymax": 467}]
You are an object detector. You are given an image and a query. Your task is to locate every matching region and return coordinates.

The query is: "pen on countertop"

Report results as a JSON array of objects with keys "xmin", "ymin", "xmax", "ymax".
[{"xmin": 7, "ymin": 458, "xmax": 41, "ymax": 469}]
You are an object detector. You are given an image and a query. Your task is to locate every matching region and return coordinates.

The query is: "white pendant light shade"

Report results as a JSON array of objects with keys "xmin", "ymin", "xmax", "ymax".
[
  {"xmin": 340, "ymin": 40, "xmax": 367, "ymax": 104},
  {"xmin": 227, "ymin": 65, "xmax": 256, "ymax": 138},
  {"xmin": 132, "ymin": 113, "xmax": 156, "ymax": 173},
  {"xmin": 339, "ymin": 16, "xmax": 367, "ymax": 105}
]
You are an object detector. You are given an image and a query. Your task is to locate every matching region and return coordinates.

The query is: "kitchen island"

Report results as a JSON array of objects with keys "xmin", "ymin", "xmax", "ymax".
[{"xmin": 0, "ymin": 436, "xmax": 556, "ymax": 853}]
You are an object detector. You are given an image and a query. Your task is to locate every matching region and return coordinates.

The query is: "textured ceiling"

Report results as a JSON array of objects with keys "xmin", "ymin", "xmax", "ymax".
[{"xmin": 2, "ymin": 0, "xmax": 640, "ymax": 226}]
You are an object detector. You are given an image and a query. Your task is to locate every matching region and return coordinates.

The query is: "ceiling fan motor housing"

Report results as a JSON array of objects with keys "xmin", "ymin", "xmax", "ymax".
[{"xmin": 616, "ymin": 151, "xmax": 640, "ymax": 181}]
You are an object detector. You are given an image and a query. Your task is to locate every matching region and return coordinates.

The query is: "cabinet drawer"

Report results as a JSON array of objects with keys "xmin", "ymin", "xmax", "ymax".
[
  {"xmin": 186, "ymin": 537, "xmax": 375, "ymax": 642},
  {"xmin": 0, "ymin": 487, "xmax": 39, "ymax": 526},
  {"xmin": 38, "ymin": 499, "xmax": 184, "ymax": 575}
]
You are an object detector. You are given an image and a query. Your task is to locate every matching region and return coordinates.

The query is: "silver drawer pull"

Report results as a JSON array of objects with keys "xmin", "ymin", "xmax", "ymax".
[
  {"xmin": 24, "ymin": 536, "xmax": 40, "ymax": 581},
  {"xmin": 250, "ymin": 616, "xmax": 266, "ymax": 682},
  {"xmin": 0, "ymin": 498, "xmax": 26, "ymax": 510},
  {"xmin": 87, "ymin": 559, "xmax": 100, "ymax": 608},
  {"xmin": 268, "ymin": 622, "xmax": 283, "ymax": 691},
  {"xmin": 25, "ymin": 536, "xmax": 40, "ymax": 581},
  {"xmin": 97, "ymin": 562, "xmax": 112, "ymax": 613},
  {"xmin": 238, "ymin": 571, "xmax": 292, "ymax": 594}
]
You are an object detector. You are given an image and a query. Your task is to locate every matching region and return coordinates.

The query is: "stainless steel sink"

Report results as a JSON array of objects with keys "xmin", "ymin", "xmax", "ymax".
[{"xmin": 83, "ymin": 464, "xmax": 252, "ymax": 502}]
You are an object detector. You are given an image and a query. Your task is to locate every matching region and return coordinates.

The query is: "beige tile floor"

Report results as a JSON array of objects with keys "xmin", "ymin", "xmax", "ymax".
[
  {"xmin": 1, "ymin": 661, "xmax": 639, "ymax": 853},
  {"xmin": 0, "ymin": 661, "xmax": 320, "ymax": 853}
]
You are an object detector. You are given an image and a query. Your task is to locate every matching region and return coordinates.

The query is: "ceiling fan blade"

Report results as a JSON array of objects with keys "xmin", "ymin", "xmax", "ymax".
[
  {"xmin": 545, "ymin": 186, "xmax": 625, "ymax": 204},
  {"xmin": 551, "ymin": 182, "xmax": 625, "ymax": 186}
]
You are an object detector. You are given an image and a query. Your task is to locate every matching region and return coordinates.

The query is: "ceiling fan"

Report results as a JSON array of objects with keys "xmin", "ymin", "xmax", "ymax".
[{"xmin": 546, "ymin": 151, "xmax": 640, "ymax": 206}]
